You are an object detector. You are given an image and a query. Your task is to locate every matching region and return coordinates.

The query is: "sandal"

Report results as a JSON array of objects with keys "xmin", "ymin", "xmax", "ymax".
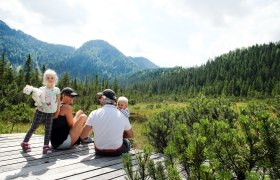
[
  {"xmin": 21, "ymin": 142, "xmax": 31, "ymax": 152},
  {"xmin": 42, "ymin": 145, "xmax": 52, "ymax": 154}
]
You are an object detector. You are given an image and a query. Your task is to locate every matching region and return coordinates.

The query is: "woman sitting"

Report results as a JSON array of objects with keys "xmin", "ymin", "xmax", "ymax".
[{"xmin": 51, "ymin": 87, "xmax": 87, "ymax": 149}]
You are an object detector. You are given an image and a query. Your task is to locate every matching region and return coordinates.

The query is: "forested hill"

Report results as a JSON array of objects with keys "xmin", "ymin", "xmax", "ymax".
[
  {"xmin": 122, "ymin": 42, "xmax": 280, "ymax": 97},
  {"xmin": 0, "ymin": 21, "xmax": 74, "ymax": 67},
  {"xmin": 0, "ymin": 20, "xmax": 158, "ymax": 79}
]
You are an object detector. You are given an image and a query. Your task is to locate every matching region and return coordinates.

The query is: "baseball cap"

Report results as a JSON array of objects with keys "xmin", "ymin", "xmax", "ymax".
[
  {"xmin": 61, "ymin": 87, "xmax": 79, "ymax": 96},
  {"xmin": 97, "ymin": 89, "xmax": 116, "ymax": 101}
]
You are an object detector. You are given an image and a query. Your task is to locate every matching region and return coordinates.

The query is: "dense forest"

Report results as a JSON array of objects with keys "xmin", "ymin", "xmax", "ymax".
[
  {"xmin": 1, "ymin": 41, "xmax": 280, "ymax": 115},
  {"xmin": 122, "ymin": 42, "xmax": 280, "ymax": 98},
  {"xmin": 0, "ymin": 41, "xmax": 279, "ymax": 127}
]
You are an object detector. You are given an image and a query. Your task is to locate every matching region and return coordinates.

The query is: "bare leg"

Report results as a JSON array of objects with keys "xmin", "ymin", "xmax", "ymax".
[
  {"xmin": 69, "ymin": 114, "xmax": 87, "ymax": 145},
  {"xmin": 80, "ymin": 124, "xmax": 93, "ymax": 140},
  {"xmin": 74, "ymin": 110, "xmax": 84, "ymax": 121}
]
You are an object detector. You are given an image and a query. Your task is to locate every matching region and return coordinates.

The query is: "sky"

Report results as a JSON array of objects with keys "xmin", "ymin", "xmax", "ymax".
[{"xmin": 1, "ymin": 0, "xmax": 280, "ymax": 68}]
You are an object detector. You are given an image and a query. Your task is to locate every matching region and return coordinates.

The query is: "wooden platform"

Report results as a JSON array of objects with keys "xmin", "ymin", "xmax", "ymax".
[{"xmin": 0, "ymin": 133, "xmax": 164, "ymax": 180}]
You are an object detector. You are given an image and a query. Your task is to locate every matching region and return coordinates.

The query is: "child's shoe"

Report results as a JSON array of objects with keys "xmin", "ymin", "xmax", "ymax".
[
  {"xmin": 42, "ymin": 145, "xmax": 52, "ymax": 154},
  {"xmin": 81, "ymin": 137, "xmax": 94, "ymax": 144},
  {"xmin": 21, "ymin": 142, "xmax": 31, "ymax": 152}
]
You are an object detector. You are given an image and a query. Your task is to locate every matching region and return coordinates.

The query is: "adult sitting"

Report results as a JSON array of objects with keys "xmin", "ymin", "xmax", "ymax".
[
  {"xmin": 80, "ymin": 89, "xmax": 133, "ymax": 156},
  {"xmin": 50, "ymin": 87, "xmax": 87, "ymax": 149}
]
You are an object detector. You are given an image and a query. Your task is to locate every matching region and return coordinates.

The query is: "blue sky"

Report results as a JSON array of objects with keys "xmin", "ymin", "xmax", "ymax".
[{"xmin": 1, "ymin": 0, "xmax": 280, "ymax": 67}]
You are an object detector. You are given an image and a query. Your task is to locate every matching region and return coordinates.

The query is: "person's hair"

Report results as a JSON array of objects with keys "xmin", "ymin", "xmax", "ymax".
[
  {"xmin": 43, "ymin": 69, "xmax": 58, "ymax": 87},
  {"xmin": 117, "ymin": 96, "xmax": 128, "ymax": 105},
  {"xmin": 101, "ymin": 96, "xmax": 116, "ymax": 105}
]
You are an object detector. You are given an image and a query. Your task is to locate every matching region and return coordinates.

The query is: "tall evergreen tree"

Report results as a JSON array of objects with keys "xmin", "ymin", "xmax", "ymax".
[
  {"xmin": 31, "ymin": 68, "xmax": 41, "ymax": 87},
  {"xmin": 41, "ymin": 64, "xmax": 46, "ymax": 74},
  {"xmin": 0, "ymin": 53, "xmax": 8, "ymax": 84},
  {"xmin": 113, "ymin": 78, "xmax": 119, "ymax": 93},
  {"xmin": 23, "ymin": 54, "xmax": 33, "ymax": 85},
  {"xmin": 58, "ymin": 72, "xmax": 71, "ymax": 88},
  {"xmin": 17, "ymin": 68, "xmax": 25, "ymax": 88}
]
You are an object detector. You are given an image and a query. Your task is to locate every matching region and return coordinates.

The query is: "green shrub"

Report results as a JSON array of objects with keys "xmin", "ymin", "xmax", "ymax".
[
  {"xmin": 0, "ymin": 103, "xmax": 34, "ymax": 133},
  {"xmin": 146, "ymin": 104, "xmax": 154, "ymax": 109},
  {"xmin": 144, "ymin": 96, "xmax": 280, "ymax": 179}
]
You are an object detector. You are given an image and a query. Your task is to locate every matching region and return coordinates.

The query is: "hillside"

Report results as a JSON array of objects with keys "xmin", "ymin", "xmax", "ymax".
[
  {"xmin": 122, "ymin": 42, "xmax": 280, "ymax": 97},
  {"xmin": 0, "ymin": 21, "xmax": 74, "ymax": 67},
  {"xmin": 51, "ymin": 40, "xmax": 141, "ymax": 79},
  {"xmin": 128, "ymin": 56, "xmax": 159, "ymax": 70},
  {"xmin": 0, "ymin": 20, "xmax": 158, "ymax": 79}
]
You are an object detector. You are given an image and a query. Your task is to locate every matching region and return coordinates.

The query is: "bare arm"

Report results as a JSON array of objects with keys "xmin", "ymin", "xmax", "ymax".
[
  {"xmin": 64, "ymin": 105, "xmax": 74, "ymax": 127},
  {"xmin": 53, "ymin": 94, "xmax": 61, "ymax": 119},
  {"xmin": 123, "ymin": 128, "xmax": 134, "ymax": 138}
]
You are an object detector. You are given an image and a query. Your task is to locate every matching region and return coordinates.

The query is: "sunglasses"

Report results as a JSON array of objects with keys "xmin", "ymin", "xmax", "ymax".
[{"xmin": 68, "ymin": 95, "xmax": 76, "ymax": 98}]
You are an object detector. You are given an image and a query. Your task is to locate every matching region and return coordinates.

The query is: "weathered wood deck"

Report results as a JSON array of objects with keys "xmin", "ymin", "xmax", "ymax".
[{"xmin": 0, "ymin": 133, "xmax": 164, "ymax": 180}]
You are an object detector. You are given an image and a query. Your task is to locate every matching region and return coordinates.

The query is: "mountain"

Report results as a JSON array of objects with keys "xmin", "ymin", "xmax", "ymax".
[
  {"xmin": 0, "ymin": 20, "xmax": 159, "ymax": 79},
  {"xmin": 0, "ymin": 21, "xmax": 75, "ymax": 67},
  {"xmin": 128, "ymin": 56, "xmax": 159, "ymax": 70}
]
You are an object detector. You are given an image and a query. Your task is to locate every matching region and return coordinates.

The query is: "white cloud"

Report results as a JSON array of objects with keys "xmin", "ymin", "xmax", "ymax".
[{"xmin": 1, "ymin": 0, "xmax": 280, "ymax": 67}]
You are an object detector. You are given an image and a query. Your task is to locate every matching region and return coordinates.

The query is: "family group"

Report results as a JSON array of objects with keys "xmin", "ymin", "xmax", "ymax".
[{"xmin": 21, "ymin": 69, "xmax": 133, "ymax": 157}]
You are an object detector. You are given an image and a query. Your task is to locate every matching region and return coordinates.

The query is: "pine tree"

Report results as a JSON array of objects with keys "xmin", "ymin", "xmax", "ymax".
[
  {"xmin": 0, "ymin": 54, "xmax": 8, "ymax": 97},
  {"xmin": 58, "ymin": 72, "xmax": 71, "ymax": 88},
  {"xmin": 23, "ymin": 54, "xmax": 33, "ymax": 85}
]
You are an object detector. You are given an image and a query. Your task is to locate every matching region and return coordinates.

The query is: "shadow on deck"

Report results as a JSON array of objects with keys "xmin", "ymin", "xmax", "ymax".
[{"xmin": 0, "ymin": 133, "xmax": 164, "ymax": 180}]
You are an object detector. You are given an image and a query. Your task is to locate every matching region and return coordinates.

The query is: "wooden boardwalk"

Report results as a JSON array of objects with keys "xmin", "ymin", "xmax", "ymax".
[{"xmin": 0, "ymin": 133, "xmax": 164, "ymax": 180}]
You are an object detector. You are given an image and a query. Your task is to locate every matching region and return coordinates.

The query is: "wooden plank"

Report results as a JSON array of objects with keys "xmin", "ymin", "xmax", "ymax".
[
  {"xmin": 2, "ymin": 153, "xmax": 121, "ymax": 179},
  {"xmin": 0, "ymin": 146, "xmax": 94, "ymax": 171},
  {"xmin": 86, "ymin": 154, "xmax": 165, "ymax": 180},
  {"xmin": 0, "ymin": 136, "xmax": 42, "ymax": 147},
  {"xmin": 0, "ymin": 134, "xmax": 164, "ymax": 180}
]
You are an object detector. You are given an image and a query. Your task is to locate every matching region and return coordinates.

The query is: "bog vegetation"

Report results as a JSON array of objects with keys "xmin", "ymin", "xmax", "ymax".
[
  {"xmin": 0, "ymin": 41, "xmax": 280, "ymax": 179},
  {"xmin": 122, "ymin": 96, "xmax": 279, "ymax": 179}
]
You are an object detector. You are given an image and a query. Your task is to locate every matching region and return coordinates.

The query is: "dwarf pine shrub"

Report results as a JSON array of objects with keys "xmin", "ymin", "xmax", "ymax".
[{"xmin": 143, "ymin": 96, "xmax": 280, "ymax": 179}]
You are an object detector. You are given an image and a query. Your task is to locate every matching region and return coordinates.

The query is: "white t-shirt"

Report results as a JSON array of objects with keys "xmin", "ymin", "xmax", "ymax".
[{"xmin": 86, "ymin": 104, "xmax": 132, "ymax": 149}]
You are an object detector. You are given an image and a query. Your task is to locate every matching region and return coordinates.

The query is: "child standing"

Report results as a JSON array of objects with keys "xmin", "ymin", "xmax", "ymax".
[
  {"xmin": 117, "ymin": 96, "xmax": 130, "ymax": 118},
  {"xmin": 21, "ymin": 69, "xmax": 60, "ymax": 154}
]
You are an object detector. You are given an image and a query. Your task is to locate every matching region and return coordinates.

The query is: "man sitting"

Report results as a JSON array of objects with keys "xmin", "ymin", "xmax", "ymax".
[{"xmin": 80, "ymin": 89, "xmax": 133, "ymax": 156}]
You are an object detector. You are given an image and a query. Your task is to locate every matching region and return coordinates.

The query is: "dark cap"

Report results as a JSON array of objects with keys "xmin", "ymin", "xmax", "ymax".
[
  {"xmin": 61, "ymin": 87, "xmax": 79, "ymax": 96},
  {"xmin": 97, "ymin": 89, "xmax": 116, "ymax": 101}
]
